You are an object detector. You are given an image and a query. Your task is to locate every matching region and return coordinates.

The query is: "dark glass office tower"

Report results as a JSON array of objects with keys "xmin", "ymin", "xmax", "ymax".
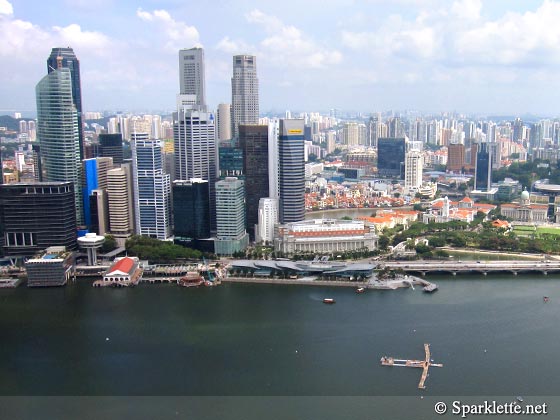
[
  {"xmin": 0, "ymin": 182, "xmax": 77, "ymax": 257},
  {"xmin": 47, "ymin": 47, "xmax": 84, "ymax": 160},
  {"xmin": 278, "ymin": 119, "xmax": 305, "ymax": 224},
  {"xmin": 99, "ymin": 134, "xmax": 124, "ymax": 164},
  {"xmin": 377, "ymin": 137, "xmax": 406, "ymax": 178},
  {"xmin": 475, "ymin": 142, "xmax": 492, "ymax": 191},
  {"xmin": 172, "ymin": 179, "xmax": 210, "ymax": 239},
  {"xmin": 239, "ymin": 125, "xmax": 269, "ymax": 239}
]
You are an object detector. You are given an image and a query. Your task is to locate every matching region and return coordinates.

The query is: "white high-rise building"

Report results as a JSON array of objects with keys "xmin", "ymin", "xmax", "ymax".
[
  {"xmin": 268, "ymin": 119, "xmax": 280, "ymax": 199},
  {"xmin": 173, "ymin": 106, "xmax": 216, "ymax": 228},
  {"xmin": 256, "ymin": 198, "xmax": 278, "ymax": 244},
  {"xmin": 231, "ymin": 55, "xmax": 259, "ymax": 138},
  {"xmin": 216, "ymin": 103, "xmax": 232, "ymax": 141},
  {"xmin": 404, "ymin": 150, "xmax": 424, "ymax": 193},
  {"xmin": 131, "ymin": 133, "xmax": 172, "ymax": 240},
  {"xmin": 179, "ymin": 47, "xmax": 206, "ymax": 107}
]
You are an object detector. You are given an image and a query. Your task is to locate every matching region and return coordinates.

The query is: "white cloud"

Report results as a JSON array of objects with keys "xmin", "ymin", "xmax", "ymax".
[
  {"xmin": 136, "ymin": 8, "xmax": 200, "ymax": 52},
  {"xmin": 216, "ymin": 36, "xmax": 252, "ymax": 55},
  {"xmin": 243, "ymin": 9, "xmax": 343, "ymax": 69},
  {"xmin": 0, "ymin": 0, "xmax": 13, "ymax": 15}
]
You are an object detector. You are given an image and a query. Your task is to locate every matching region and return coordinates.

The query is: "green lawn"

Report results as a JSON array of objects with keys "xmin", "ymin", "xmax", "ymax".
[{"xmin": 536, "ymin": 227, "xmax": 560, "ymax": 236}]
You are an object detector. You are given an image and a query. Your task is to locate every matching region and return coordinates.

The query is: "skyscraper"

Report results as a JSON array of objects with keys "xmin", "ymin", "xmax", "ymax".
[
  {"xmin": 36, "ymin": 65, "xmax": 83, "ymax": 225},
  {"xmin": 278, "ymin": 119, "xmax": 305, "ymax": 224},
  {"xmin": 82, "ymin": 157, "xmax": 113, "ymax": 231},
  {"xmin": 179, "ymin": 47, "xmax": 206, "ymax": 107},
  {"xmin": 173, "ymin": 107, "xmax": 216, "ymax": 228},
  {"xmin": 107, "ymin": 164, "xmax": 134, "ymax": 246},
  {"xmin": 174, "ymin": 48, "xmax": 217, "ymax": 229},
  {"xmin": 404, "ymin": 150, "xmax": 423, "ymax": 193},
  {"xmin": 131, "ymin": 133, "xmax": 172, "ymax": 240},
  {"xmin": 47, "ymin": 47, "xmax": 84, "ymax": 160},
  {"xmin": 231, "ymin": 55, "xmax": 259, "ymax": 138},
  {"xmin": 214, "ymin": 177, "xmax": 249, "ymax": 255},
  {"xmin": 98, "ymin": 133, "xmax": 124, "ymax": 164},
  {"xmin": 172, "ymin": 179, "xmax": 210, "ymax": 240},
  {"xmin": 239, "ymin": 125, "xmax": 269, "ymax": 239},
  {"xmin": 216, "ymin": 103, "xmax": 232, "ymax": 141},
  {"xmin": 256, "ymin": 198, "xmax": 278, "ymax": 244},
  {"xmin": 474, "ymin": 142, "xmax": 492, "ymax": 192},
  {"xmin": 377, "ymin": 138, "xmax": 406, "ymax": 178}
]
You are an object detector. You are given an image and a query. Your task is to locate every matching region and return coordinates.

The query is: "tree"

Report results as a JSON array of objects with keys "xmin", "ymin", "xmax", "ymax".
[{"xmin": 101, "ymin": 235, "xmax": 117, "ymax": 253}]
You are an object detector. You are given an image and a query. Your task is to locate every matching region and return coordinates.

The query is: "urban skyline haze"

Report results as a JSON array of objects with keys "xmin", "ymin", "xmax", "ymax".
[{"xmin": 1, "ymin": 0, "xmax": 559, "ymax": 115}]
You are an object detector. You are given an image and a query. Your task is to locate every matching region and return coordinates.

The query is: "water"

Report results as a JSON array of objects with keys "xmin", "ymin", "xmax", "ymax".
[{"xmin": 1, "ymin": 275, "xmax": 559, "ymax": 417}]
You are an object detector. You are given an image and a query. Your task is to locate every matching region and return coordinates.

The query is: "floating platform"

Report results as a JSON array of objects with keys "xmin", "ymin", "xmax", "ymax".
[{"xmin": 380, "ymin": 343, "xmax": 443, "ymax": 389}]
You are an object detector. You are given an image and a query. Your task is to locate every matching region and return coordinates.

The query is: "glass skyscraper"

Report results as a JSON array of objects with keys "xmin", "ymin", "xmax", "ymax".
[
  {"xmin": 239, "ymin": 124, "xmax": 269, "ymax": 239},
  {"xmin": 36, "ymin": 67, "xmax": 83, "ymax": 225},
  {"xmin": 377, "ymin": 137, "xmax": 406, "ymax": 178},
  {"xmin": 47, "ymin": 47, "xmax": 84, "ymax": 160}
]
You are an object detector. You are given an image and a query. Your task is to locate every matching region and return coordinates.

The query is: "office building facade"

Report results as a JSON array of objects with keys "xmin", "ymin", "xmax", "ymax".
[
  {"xmin": 475, "ymin": 142, "xmax": 492, "ymax": 192},
  {"xmin": 107, "ymin": 164, "xmax": 135, "ymax": 246},
  {"xmin": 179, "ymin": 47, "xmax": 206, "ymax": 106},
  {"xmin": 172, "ymin": 179, "xmax": 211, "ymax": 239},
  {"xmin": 231, "ymin": 55, "xmax": 259, "ymax": 138},
  {"xmin": 36, "ymin": 67, "xmax": 83, "ymax": 225},
  {"xmin": 98, "ymin": 133, "xmax": 124, "ymax": 164},
  {"xmin": 47, "ymin": 47, "xmax": 84, "ymax": 160},
  {"xmin": 256, "ymin": 198, "xmax": 278, "ymax": 244},
  {"xmin": 173, "ymin": 108, "xmax": 216, "ymax": 228},
  {"xmin": 377, "ymin": 137, "xmax": 406, "ymax": 178},
  {"xmin": 239, "ymin": 125, "xmax": 269, "ymax": 239},
  {"xmin": 214, "ymin": 177, "xmax": 249, "ymax": 255},
  {"xmin": 0, "ymin": 182, "xmax": 77, "ymax": 257},
  {"xmin": 131, "ymin": 134, "xmax": 172, "ymax": 240},
  {"xmin": 278, "ymin": 119, "xmax": 305, "ymax": 224}
]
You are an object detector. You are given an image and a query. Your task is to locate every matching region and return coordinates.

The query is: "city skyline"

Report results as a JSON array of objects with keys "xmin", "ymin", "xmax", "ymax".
[{"xmin": 2, "ymin": 0, "xmax": 560, "ymax": 115}]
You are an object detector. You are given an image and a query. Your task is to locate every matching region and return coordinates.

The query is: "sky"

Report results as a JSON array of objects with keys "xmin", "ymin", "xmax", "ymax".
[{"xmin": 1, "ymin": 0, "xmax": 559, "ymax": 116}]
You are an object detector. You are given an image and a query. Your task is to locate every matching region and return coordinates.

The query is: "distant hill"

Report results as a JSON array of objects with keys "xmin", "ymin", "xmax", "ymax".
[{"xmin": 0, "ymin": 115, "xmax": 20, "ymax": 131}]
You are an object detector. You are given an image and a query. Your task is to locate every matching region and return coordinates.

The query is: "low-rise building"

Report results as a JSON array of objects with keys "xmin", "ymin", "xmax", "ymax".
[
  {"xmin": 25, "ymin": 246, "xmax": 74, "ymax": 287},
  {"xmin": 102, "ymin": 256, "xmax": 143, "ymax": 285},
  {"xmin": 500, "ymin": 190, "xmax": 548, "ymax": 223},
  {"xmin": 274, "ymin": 219, "xmax": 378, "ymax": 255}
]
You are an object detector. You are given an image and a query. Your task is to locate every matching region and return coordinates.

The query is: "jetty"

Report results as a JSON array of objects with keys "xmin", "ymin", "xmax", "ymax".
[{"xmin": 380, "ymin": 343, "xmax": 443, "ymax": 389}]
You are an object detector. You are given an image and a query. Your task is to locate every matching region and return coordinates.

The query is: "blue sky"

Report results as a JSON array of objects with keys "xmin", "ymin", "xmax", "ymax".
[{"xmin": 1, "ymin": 0, "xmax": 558, "ymax": 115}]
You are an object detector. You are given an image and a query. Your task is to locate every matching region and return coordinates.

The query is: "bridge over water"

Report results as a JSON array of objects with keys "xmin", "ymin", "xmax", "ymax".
[{"xmin": 382, "ymin": 260, "xmax": 560, "ymax": 276}]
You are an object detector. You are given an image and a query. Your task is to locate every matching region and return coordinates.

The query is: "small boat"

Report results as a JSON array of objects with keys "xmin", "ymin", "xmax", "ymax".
[
  {"xmin": 423, "ymin": 284, "xmax": 438, "ymax": 293},
  {"xmin": 543, "ymin": 296, "xmax": 550, "ymax": 303},
  {"xmin": 323, "ymin": 298, "xmax": 335, "ymax": 304},
  {"xmin": 356, "ymin": 287, "xmax": 365, "ymax": 294},
  {"xmin": 516, "ymin": 396, "xmax": 524, "ymax": 403}
]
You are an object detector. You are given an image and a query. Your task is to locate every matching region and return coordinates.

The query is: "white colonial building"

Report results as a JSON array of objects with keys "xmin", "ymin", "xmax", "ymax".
[
  {"xmin": 274, "ymin": 219, "xmax": 378, "ymax": 255},
  {"xmin": 500, "ymin": 190, "xmax": 548, "ymax": 223}
]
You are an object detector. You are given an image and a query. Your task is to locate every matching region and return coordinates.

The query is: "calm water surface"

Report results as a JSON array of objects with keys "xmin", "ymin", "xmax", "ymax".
[{"xmin": 1, "ymin": 274, "xmax": 559, "ymax": 399}]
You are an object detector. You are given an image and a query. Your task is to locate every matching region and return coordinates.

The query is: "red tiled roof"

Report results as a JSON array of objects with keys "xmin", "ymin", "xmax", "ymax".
[{"xmin": 108, "ymin": 257, "xmax": 134, "ymax": 275}]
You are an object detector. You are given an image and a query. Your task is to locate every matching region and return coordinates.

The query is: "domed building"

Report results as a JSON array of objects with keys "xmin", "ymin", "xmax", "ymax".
[{"xmin": 500, "ymin": 190, "xmax": 548, "ymax": 223}]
